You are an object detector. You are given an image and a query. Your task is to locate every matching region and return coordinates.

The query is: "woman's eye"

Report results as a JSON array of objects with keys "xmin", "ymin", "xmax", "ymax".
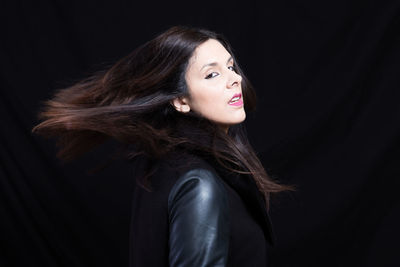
[
  {"xmin": 228, "ymin": 66, "xmax": 236, "ymax": 72},
  {"xmin": 205, "ymin": 72, "xmax": 219, "ymax": 79}
]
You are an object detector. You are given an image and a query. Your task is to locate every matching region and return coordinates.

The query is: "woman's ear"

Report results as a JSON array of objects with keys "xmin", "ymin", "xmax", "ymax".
[{"xmin": 171, "ymin": 97, "xmax": 191, "ymax": 113}]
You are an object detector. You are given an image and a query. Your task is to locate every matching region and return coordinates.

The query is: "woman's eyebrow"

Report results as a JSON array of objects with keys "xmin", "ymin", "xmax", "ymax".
[{"xmin": 200, "ymin": 56, "xmax": 233, "ymax": 71}]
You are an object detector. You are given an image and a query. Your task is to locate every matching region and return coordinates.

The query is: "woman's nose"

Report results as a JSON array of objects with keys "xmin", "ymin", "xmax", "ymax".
[{"xmin": 227, "ymin": 71, "xmax": 242, "ymax": 88}]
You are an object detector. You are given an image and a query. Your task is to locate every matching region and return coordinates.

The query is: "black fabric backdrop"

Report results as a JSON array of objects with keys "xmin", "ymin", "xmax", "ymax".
[{"xmin": 1, "ymin": 1, "xmax": 400, "ymax": 266}]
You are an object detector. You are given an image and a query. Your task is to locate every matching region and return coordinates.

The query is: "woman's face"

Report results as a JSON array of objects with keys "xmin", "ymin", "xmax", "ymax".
[{"xmin": 173, "ymin": 39, "xmax": 246, "ymax": 132}]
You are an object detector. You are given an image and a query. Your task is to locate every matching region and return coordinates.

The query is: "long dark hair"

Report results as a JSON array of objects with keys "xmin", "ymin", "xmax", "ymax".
[{"xmin": 33, "ymin": 26, "xmax": 292, "ymax": 208}]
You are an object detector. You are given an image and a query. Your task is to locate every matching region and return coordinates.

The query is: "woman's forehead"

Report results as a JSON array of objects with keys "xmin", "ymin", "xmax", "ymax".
[{"xmin": 189, "ymin": 39, "xmax": 232, "ymax": 69}]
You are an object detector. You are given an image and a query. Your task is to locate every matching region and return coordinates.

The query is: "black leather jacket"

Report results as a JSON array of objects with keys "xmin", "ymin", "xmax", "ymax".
[
  {"xmin": 168, "ymin": 168, "xmax": 230, "ymax": 267},
  {"xmin": 129, "ymin": 152, "xmax": 272, "ymax": 266}
]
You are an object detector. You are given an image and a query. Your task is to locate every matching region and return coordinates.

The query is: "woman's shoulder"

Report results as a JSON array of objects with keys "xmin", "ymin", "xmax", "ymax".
[
  {"xmin": 154, "ymin": 150, "xmax": 225, "ymax": 192},
  {"xmin": 164, "ymin": 152, "xmax": 231, "ymax": 267},
  {"xmin": 167, "ymin": 166, "xmax": 227, "ymax": 208}
]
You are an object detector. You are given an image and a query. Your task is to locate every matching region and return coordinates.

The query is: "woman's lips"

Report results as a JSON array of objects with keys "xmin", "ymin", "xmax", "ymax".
[
  {"xmin": 228, "ymin": 96, "xmax": 243, "ymax": 107},
  {"xmin": 228, "ymin": 98, "xmax": 243, "ymax": 106}
]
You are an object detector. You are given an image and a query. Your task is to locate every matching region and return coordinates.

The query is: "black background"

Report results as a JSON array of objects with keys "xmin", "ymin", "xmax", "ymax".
[{"xmin": 1, "ymin": 1, "xmax": 400, "ymax": 266}]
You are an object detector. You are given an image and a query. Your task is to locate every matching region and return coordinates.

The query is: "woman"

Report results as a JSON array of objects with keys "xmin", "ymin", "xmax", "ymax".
[{"xmin": 33, "ymin": 26, "xmax": 292, "ymax": 266}]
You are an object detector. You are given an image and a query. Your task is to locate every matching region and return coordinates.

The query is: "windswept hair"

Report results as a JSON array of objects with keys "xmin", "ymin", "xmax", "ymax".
[{"xmin": 33, "ymin": 26, "xmax": 292, "ymax": 208}]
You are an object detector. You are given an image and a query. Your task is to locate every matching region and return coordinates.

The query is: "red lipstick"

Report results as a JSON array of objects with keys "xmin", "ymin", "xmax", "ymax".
[{"xmin": 228, "ymin": 93, "xmax": 243, "ymax": 107}]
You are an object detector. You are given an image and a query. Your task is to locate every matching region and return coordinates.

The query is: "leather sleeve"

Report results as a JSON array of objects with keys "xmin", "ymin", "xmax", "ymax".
[{"xmin": 167, "ymin": 168, "xmax": 230, "ymax": 267}]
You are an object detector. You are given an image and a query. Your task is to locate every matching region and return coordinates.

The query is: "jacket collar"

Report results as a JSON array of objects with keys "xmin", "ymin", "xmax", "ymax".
[{"xmin": 204, "ymin": 157, "xmax": 276, "ymax": 246}]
